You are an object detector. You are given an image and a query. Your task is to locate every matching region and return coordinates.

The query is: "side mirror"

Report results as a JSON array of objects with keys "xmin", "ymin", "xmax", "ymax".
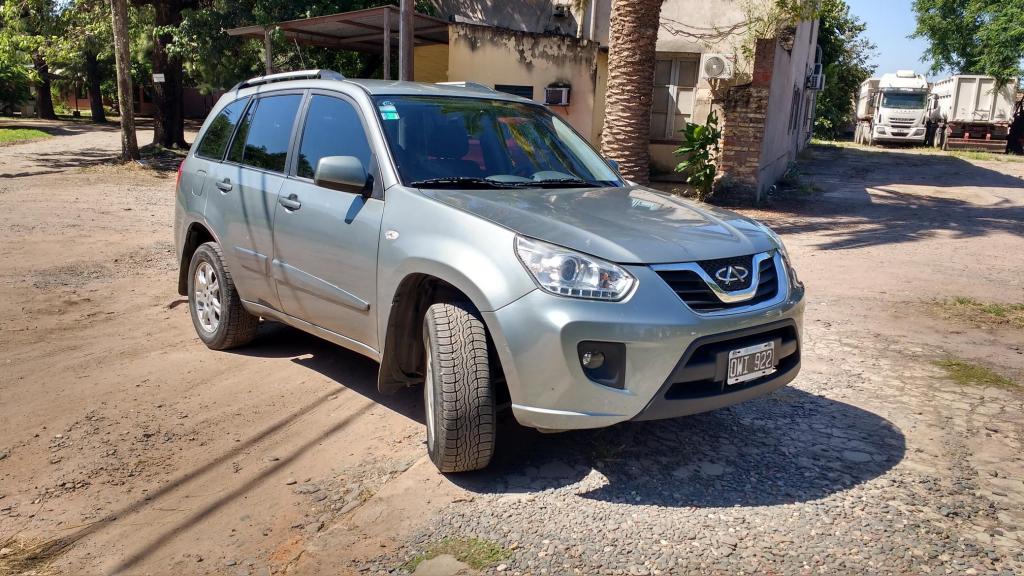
[
  {"xmin": 606, "ymin": 158, "xmax": 620, "ymax": 172},
  {"xmin": 314, "ymin": 156, "xmax": 370, "ymax": 197}
]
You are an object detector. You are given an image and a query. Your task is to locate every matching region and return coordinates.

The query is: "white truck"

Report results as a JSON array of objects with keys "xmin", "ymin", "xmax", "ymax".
[
  {"xmin": 854, "ymin": 71, "xmax": 930, "ymax": 146},
  {"xmin": 926, "ymin": 75, "xmax": 1018, "ymax": 151}
]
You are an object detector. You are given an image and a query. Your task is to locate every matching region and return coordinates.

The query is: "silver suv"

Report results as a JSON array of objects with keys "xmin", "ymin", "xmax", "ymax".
[{"xmin": 175, "ymin": 70, "xmax": 805, "ymax": 472}]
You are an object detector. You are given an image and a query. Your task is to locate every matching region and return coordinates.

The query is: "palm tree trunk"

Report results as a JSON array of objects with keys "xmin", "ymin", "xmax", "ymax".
[{"xmin": 601, "ymin": 0, "xmax": 663, "ymax": 185}]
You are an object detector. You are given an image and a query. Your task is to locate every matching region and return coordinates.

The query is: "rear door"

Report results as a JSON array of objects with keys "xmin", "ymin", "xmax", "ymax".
[
  {"xmin": 271, "ymin": 92, "xmax": 384, "ymax": 349},
  {"xmin": 204, "ymin": 91, "xmax": 304, "ymax": 310}
]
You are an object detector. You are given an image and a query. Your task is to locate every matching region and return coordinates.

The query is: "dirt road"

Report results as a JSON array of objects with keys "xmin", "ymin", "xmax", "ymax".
[{"xmin": 1, "ymin": 122, "xmax": 1022, "ymax": 575}]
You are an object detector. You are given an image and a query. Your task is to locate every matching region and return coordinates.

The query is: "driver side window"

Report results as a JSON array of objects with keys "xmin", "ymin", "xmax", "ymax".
[{"xmin": 296, "ymin": 95, "xmax": 372, "ymax": 180}]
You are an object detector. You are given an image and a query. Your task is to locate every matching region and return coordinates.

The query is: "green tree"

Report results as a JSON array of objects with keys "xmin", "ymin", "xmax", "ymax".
[
  {"xmin": 912, "ymin": 0, "xmax": 1024, "ymax": 84},
  {"xmin": 813, "ymin": 0, "xmax": 876, "ymax": 139},
  {"xmin": 0, "ymin": 0, "xmax": 72, "ymax": 119}
]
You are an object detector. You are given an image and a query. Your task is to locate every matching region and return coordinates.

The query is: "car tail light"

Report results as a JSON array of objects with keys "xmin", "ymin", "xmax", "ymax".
[{"xmin": 175, "ymin": 160, "xmax": 184, "ymax": 191}]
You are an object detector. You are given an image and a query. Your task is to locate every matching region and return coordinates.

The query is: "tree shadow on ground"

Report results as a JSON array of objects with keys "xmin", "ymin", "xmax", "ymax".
[{"xmin": 760, "ymin": 145, "xmax": 1024, "ymax": 250}]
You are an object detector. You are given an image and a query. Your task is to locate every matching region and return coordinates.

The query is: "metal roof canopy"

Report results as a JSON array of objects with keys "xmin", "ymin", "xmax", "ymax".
[{"xmin": 226, "ymin": 5, "xmax": 449, "ymax": 80}]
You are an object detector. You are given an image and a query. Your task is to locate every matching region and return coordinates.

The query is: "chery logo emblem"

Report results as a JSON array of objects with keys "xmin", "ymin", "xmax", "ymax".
[{"xmin": 715, "ymin": 265, "xmax": 749, "ymax": 285}]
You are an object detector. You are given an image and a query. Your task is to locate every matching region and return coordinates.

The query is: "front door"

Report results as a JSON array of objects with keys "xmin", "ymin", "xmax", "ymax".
[
  {"xmin": 271, "ymin": 93, "xmax": 384, "ymax": 350},
  {"xmin": 203, "ymin": 92, "xmax": 304, "ymax": 310}
]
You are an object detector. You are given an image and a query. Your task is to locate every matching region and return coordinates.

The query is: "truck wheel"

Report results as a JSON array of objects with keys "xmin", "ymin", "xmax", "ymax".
[
  {"xmin": 422, "ymin": 301, "xmax": 495, "ymax": 472},
  {"xmin": 187, "ymin": 242, "xmax": 259, "ymax": 350}
]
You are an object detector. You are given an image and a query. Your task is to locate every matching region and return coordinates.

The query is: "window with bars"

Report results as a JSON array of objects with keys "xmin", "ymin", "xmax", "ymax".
[{"xmin": 651, "ymin": 57, "xmax": 699, "ymax": 142}]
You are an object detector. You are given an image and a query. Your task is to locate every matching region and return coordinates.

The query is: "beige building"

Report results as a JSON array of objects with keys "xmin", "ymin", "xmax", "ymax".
[{"xmin": 418, "ymin": 0, "xmax": 821, "ymax": 200}]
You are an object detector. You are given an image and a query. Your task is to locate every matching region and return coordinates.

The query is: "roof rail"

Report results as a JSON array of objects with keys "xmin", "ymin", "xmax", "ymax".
[
  {"xmin": 436, "ymin": 81, "xmax": 495, "ymax": 92},
  {"xmin": 231, "ymin": 69, "xmax": 345, "ymax": 91}
]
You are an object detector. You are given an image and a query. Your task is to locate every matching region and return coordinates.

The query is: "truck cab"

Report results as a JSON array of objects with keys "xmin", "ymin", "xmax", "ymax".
[{"xmin": 855, "ymin": 71, "xmax": 930, "ymax": 146}]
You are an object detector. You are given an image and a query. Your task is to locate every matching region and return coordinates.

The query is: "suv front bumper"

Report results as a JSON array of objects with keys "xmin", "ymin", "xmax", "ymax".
[{"xmin": 483, "ymin": 264, "xmax": 805, "ymax": 431}]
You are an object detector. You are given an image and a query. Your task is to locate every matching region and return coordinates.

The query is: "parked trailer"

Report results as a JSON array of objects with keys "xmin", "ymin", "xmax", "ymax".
[
  {"xmin": 854, "ymin": 71, "xmax": 929, "ymax": 146},
  {"xmin": 927, "ymin": 75, "xmax": 1017, "ymax": 152}
]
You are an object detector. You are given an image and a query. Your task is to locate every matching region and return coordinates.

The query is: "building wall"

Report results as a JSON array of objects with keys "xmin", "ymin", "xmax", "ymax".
[
  {"xmin": 445, "ymin": 23, "xmax": 600, "ymax": 141},
  {"xmin": 428, "ymin": 0, "xmax": 581, "ymax": 36},
  {"xmin": 414, "ymin": 44, "xmax": 450, "ymax": 83}
]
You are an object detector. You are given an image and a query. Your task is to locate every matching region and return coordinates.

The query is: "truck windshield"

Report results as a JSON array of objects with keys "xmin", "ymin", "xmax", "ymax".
[
  {"xmin": 373, "ymin": 96, "xmax": 623, "ymax": 188},
  {"xmin": 881, "ymin": 92, "xmax": 926, "ymax": 109}
]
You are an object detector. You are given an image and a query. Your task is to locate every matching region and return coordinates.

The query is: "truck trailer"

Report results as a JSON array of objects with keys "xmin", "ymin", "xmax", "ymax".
[
  {"xmin": 854, "ymin": 71, "xmax": 930, "ymax": 146},
  {"xmin": 926, "ymin": 75, "xmax": 1018, "ymax": 152}
]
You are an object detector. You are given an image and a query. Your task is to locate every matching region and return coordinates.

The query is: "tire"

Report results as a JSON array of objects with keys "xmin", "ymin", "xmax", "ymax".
[
  {"xmin": 187, "ymin": 242, "xmax": 259, "ymax": 350},
  {"xmin": 422, "ymin": 301, "xmax": 495, "ymax": 472}
]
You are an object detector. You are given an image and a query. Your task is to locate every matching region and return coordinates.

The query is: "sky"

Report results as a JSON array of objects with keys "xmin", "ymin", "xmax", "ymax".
[{"xmin": 845, "ymin": 0, "xmax": 936, "ymax": 80}]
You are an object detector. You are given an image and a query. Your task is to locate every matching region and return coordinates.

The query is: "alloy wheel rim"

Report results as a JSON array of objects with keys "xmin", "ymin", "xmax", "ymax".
[{"xmin": 193, "ymin": 261, "xmax": 221, "ymax": 333}]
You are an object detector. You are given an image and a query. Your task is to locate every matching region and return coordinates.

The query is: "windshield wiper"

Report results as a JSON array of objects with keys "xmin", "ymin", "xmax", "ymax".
[
  {"xmin": 408, "ymin": 177, "xmax": 515, "ymax": 189},
  {"xmin": 512, "ymin": 178, "xmax": 602, "ymax": 188}
]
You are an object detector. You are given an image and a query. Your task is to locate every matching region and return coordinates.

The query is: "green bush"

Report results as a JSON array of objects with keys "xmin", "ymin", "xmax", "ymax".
[{"xmin": 674, "ymin": 110, "xmax": 722, "ymax": 201}]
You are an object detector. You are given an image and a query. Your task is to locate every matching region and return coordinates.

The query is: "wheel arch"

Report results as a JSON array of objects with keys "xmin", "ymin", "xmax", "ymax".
[
  {"xmin": 377, "ymin": 271, "xmax": 508, "ymax": 401},
  {"xmin": 177, "ymin": 221, "xmax": 218, "ymax": 295}
]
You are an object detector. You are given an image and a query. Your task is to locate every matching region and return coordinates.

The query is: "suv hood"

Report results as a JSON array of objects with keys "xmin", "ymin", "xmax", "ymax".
[{"xmin": 420, "ymin": 185, "xmax": 777, "ymax": 264}]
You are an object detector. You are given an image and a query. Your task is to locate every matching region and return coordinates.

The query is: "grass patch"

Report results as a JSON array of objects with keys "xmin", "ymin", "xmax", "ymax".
[
  {"xmin": 933, "ymin": 358, "xmax": 1018, "ymax": 390},
  {"xmin": 0, "ymin": 128, "xmax": 51, "ymax": 144},
  {"xmin": 402, "ymin": 538, "xmax": 511, "ymax": 573},
  {"xmin": 938, "ymin": 297, "xmax": 1024, "ymax": 330},
  {"xmin": 947, "ymin": 149, "xmax": 1024, "ymax": 163}
]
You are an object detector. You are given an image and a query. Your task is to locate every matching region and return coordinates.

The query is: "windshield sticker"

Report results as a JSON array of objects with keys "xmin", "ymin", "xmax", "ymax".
[{"xmin": 378, "ymin": 103, "xmax": 399, "ymax": 121}]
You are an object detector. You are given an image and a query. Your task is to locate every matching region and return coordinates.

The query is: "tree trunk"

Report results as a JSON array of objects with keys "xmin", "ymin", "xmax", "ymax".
[
  {"xmin": 32, "ymin": 53, "xmax": 57, "ymax": 120},
  {"xmin": 111, "ymin": 0, "xmax": 140, "ymax": 161},
  {"xmin": 601, "ymin": 0, "xmax": 663, "ymax": 185},
  {"xmin": 85, "ymin": 50, "xmax": 107, "ymax": 123},
  {"xmin": 151, "ymin": 0, "xmax": 188, "ymax": 149}
]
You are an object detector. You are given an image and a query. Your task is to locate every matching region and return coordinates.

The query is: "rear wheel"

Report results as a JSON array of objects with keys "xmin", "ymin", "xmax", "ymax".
[
  {"xmin": 187, "ymin": 242, "xmax": 259, "ymax": 350},
  {"xmin": 422, "ymin": 301, "xmax": 495, "ymax": 472}
]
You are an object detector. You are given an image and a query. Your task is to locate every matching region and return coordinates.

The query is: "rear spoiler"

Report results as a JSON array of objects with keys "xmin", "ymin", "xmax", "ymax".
[{"xmin": 230, "ymin": 69, "xmax": 344, "ymax": 91}]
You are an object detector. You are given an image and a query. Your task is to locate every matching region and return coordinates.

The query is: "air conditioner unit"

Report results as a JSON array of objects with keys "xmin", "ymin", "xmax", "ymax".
[
  {"xmin": 806, "ymin": 73, "xmax": 825, "ymax": 91},
  {"xmin": 545, "ymin": 86, "xmax": 570, "ymax": 106},
  {"xmin": 700, "ymin": 54, "xmax": 735, "ymax": 81}
]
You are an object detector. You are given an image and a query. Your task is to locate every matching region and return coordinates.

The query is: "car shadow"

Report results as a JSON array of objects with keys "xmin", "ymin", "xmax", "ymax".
[
  {"xmin": 227, "ymin": 321, "xmax": 426, "ymax": 424},
  {"xmin": 450, "ymin": 386, "xmax": 905, "ymax": 508},
  {"xmin": 231, "ymin": 322, "xmax": 904, "ymax": 509}
]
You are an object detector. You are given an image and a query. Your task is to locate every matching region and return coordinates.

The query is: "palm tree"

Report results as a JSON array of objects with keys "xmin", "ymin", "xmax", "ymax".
[{"xmin": 601, "ymin": 0, "xmax": 664, "ymax": 185}]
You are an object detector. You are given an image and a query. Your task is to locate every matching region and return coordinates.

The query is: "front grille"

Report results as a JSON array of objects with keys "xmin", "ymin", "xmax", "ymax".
[{"xmin": 657, "ymin": 255, "xmax": 779, "ymax": 313}]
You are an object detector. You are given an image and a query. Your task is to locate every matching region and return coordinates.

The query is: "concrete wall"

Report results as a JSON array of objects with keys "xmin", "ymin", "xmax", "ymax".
[
  {"xmin": 446, "ymin": 23, "xmax": 600, "ymax": 141},
  {"xmin": 757, "ymin": 19, "xmax": 818, "ymax": 193}
]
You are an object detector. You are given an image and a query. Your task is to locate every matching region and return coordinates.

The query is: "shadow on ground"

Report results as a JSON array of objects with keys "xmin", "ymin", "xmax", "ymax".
[
  {"xmin": 235, "ymin": 324, "xmax": 905, "ymax": 510},
  {"xmin": 760, "ymin": 145, "xmax": 1024, "ymax": 250}
]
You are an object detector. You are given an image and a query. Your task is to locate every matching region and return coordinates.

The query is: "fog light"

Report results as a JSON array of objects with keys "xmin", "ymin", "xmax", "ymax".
[
  {"xmin": 577, "ymin": 341, "xmax": 626, "ymax": 389},
  {"xmin": 581, "ymin": 350, "xmax": 605, "ymax": 369}
]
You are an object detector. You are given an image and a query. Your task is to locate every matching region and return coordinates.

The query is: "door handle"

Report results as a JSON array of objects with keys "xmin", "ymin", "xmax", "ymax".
[
  {"xmin": 279, "ymin": 194, "xmax": 302, "ymax": 211},
  {"xmin": 215, "ymin": 178, "xmax": 233, "ymax": 192}
]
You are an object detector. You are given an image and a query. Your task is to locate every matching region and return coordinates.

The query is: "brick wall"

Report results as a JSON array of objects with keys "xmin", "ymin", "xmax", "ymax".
[{"xmin": 717, "ymin": 38, "xmax": 775, "ymax": 204}]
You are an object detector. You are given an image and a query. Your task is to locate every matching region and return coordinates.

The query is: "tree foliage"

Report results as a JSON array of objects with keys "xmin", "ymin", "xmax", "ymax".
[
  {"xmin": 911, "ymin": 0, "xmax": 1024, "ymax": 84},
  {"xmin": 813, "ymin": 0, "xmax": 876, "ymax": 139}
]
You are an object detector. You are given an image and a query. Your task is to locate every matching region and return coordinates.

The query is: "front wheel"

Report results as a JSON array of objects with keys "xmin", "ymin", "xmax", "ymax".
[{"xmin": 422, "ymin": 301, "xmax": 496, "ymax": 472}]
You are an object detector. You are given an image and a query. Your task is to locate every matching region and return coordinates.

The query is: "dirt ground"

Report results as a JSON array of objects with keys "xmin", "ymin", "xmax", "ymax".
[{"xmin": 0, "ymin": 120, "xmax": 1022, "ymax": 576}]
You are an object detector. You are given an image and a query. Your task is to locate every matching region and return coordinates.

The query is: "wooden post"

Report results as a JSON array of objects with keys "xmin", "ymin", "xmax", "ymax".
[
  {"xmin": 383, "ymin": 8, "xmax": 391, "ymax": 80},
  {"xmin": 399, "ymin": 0, "xmax": 414, "ymax": 81},
  {"xmin": 263, "ymin": 28, "xmax": 273, "ymax": 74}
]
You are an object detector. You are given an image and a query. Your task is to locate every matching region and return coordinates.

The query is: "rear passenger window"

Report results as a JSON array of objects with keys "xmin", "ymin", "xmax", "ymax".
[
  {"xmin": 196, "ymin": 98, "xmax": 248, "ymax": 160},
  {"xmin": 227, "ymin": 94, "xmax": 302, "ymax": 173},
  {"xmin": 296, "ymin": 95, "xmax": 372, "ymax": 180}
]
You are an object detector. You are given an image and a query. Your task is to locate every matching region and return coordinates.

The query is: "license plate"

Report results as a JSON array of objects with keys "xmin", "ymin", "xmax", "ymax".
[
  {"xmin": 892, "ymin": 131, "xmax": 906, "ymax": 136},
  {"xmin": 727, "ymin": 342, "xmax": 776, "ymax": 385}
]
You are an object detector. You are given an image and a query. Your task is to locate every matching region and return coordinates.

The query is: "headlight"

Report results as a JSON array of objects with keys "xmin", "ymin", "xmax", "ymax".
[
  {"xmin": 754, "ymin": 222, "xmax": 802, "ymax": 290},
  {"xmin": 515, "ymin": 236, "xmax": 636, "ymax": 301}
]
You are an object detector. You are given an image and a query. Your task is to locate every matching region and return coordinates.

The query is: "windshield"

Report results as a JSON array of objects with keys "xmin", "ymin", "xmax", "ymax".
[
  {"xmin": 374, "ymin": 96, "xmax": 623, "ymax": 188},
  {"xmin": 881, "ymin": 92, "xmax": 927, "ymax": 110}
]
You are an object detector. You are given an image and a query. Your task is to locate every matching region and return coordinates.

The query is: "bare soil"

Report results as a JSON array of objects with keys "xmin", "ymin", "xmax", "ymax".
[{"xmin": 0, "ymin": 121, "xmax": 1022, "ymax": 575}]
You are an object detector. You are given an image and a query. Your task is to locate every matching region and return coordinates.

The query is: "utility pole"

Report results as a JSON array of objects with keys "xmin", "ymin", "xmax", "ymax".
[
  {"xmin": 398, "ymin": 0, "xmax": 414, "ymax": 81},
  {"xmin": 110, "ymin": 0, "xmax": 140, "ymax": 161}
]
